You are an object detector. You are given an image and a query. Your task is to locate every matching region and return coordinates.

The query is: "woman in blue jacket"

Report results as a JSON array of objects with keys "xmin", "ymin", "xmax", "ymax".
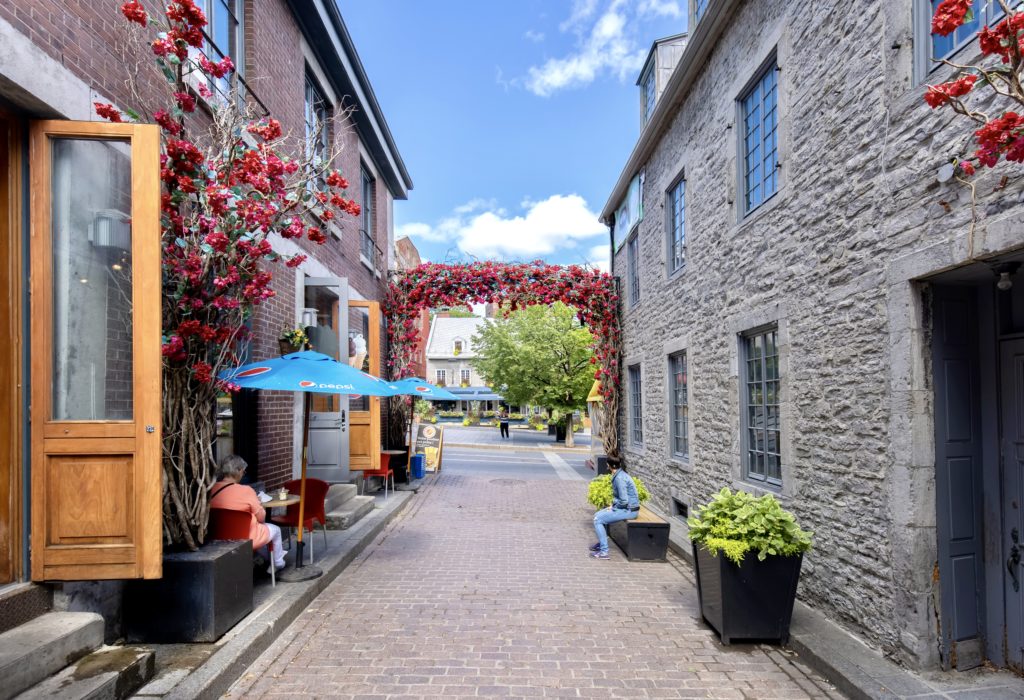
[{"xmin": 590, "ymin": 456, "xmax": 640, "ymax": 559}]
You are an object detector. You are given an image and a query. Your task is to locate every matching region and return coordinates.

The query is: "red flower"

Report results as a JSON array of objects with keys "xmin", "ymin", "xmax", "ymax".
[
  {"xmin": 174, "ymin": 92, "xmax": 197, "ymax": 113},
  {"xmin": 154, "ymin": 109, "xmax": 183, "ymax": 135},
  {"xmin": 166, "ymin": 0, "xmax": 207, "ymax": 29},
  {"xmin": 959, "ymin": 160, "xmax": 976, "ymax": 176},
  {"xmin": 326, "ymin": 171, "xmax": 349, "ymax": 189},
  {"xmin": 120, "ymin": 1, "xmax": 147, "ymax": 26},
  {"xmin": 94, "ymin": 102, "xmax": 123, "ymax": 122},
  {"xmin": 198, "ymin": 55, "xmax": 234, "ymax": 79},
  {"xmin": 285, "ymin": 254, "xmax": 307, "ymax": 268},
  {"xmin": 931, "ymin": 0, "xmax": 972, "ymax": 37},
  {"xmin": 193, "ymin": 361, "xmax": 213, "ymax": 384},
  {"xmin": 307, "ymin": 227, "xmax": 327, "ymax": 244},
  {"xmin": 247, "ymin": 119, "xmax": 282, "ymax": 141}
]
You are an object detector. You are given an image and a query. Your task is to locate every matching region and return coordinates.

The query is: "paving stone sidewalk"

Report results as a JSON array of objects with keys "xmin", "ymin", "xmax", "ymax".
[{"xmin": 226, "ymin": 470, "xmax": 842, "ymax": 699}]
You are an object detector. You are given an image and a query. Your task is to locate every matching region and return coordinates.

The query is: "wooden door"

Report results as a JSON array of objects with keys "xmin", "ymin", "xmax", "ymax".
[
  {"xmin": 1001, "ymin": 337, "xmax": 1024, "ymax": 671},
  {"xmin": 29, "ymin": 121, "xmax": 162, "ymax": 581},
  {"xmin": 347, "ymin": 300, "xmax": 380, "ymax": 472},
  {"xmin": 0, "ymin": 111, "xmax": 23, "ymax": 584}
]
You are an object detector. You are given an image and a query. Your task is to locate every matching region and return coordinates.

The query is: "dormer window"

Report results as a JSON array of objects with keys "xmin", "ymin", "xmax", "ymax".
[
  {"xmin": 453, "ymin": 339, "xmax": 464, "ymax": 356},
  {"xmin": 640, "ymin": 65, "xmax": 655, "ymax": 127}
]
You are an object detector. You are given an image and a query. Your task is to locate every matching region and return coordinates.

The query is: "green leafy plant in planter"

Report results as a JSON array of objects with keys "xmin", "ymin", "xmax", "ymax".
[
  {"xmin": 586, "ymin": 473, "xmax": 651, "ymax": 509},
  {"xmin": 687, "ymin": 487, "xmax": 812, "ymax": 564},
  {"xmin": 687, "ymin": 487, "xmax": 813, "ymax": 645},
  {"xmin": 461, "ymin": 418, "xmax": 471, "ymax": 426}
]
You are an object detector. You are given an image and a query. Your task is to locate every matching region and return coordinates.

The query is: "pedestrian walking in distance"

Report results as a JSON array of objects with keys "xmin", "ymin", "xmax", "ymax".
[
  {"xmin": 590, "ymin": 456, "xmax": 640, "ymax": 559},
  {"xmin": 498, "ymin": 406, "xmax": 510, "ymax": 439}
]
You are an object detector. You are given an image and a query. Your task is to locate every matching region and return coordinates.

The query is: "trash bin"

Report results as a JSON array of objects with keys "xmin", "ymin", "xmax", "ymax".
[{"xmin": 411, "ymin": 454, "xmax": 426, "ymax": 480}]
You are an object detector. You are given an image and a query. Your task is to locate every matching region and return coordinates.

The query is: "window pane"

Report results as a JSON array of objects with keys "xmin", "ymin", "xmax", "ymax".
[
  {"xmin": 51, "ymin": 138, "xmax": 133, "ymax": 420},
  {"xmin": 348, "ymin": 306, "xmax": 371, "ymax": 411},
  {"xmin": 742, "ymin": 327, "xmax": 781, "ymax": 485}
]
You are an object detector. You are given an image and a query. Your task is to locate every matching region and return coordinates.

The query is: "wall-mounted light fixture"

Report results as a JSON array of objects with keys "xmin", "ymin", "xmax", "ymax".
[{"xmin": 992, "ymin": 261, "xmax": 1021, "ymax": 291}]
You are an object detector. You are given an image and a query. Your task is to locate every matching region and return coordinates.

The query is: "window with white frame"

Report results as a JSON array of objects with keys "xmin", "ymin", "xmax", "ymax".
[
  {"xmin": 361, "ymin": 166, "xmax": 376, "ymax": 264},
  {"xmin": 740, "ymin": 57, "xmax": 779, "ymax": 214},
  {"xmin": 668, "ymin": 177, "xmax": 686, "ymax": 273},
  {"xmin": 695, "ymin": 0, "xmax": 710, "ymax": 21},
  {"xmin": 460, "ymin": 369, "xmax": 471, "ymax": 385},
  {"xmin": 304, "ymin": 74, "xmax": 328, "ymax": 192},
  {"xmin": 640, "ymin": 65, "xmax": 656, "ymax": 127},
  {"xmin": 742, "ymin": 326, "xmax": 781, "ymax": 486},
  {"xmin": 435, "ymin": 369, "xmax": 446, "ymax": 386},
  {"xmin": 670, "ymin": 352, "xmax": 688, "ymax": 459},
  {"xmin": 629, "ymin": 364, "xmax": 643, "ymax": 445},
  {"xmin": 627, "ymin": 233, "xmax": 641, "ymax": 306},
  {"xmin": 453, "ymin": 339, "xmax": 464, "ymax": 355}
]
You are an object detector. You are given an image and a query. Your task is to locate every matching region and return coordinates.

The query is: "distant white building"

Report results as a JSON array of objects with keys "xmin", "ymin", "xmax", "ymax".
[{"xmin": 425, "ymin": 315, "xmax": 488, "ymax": 389}]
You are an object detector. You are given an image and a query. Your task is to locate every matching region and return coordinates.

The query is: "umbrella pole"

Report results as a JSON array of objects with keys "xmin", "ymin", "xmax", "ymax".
[
  {"xmin": 407, "ymin": 398, "xmax": 413, "ymax": 474},
  {"xmin": 278, "ymin": 392, "xmax": 323, "ymax": 582}
]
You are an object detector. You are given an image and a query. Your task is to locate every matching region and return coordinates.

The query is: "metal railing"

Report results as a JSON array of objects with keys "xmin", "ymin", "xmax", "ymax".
[
  {"xmin": 182, "ymin": 29, "xmax": 270, "ymax": 117},
  {"xmin": 360, "ymin": 229, "xmax": 385, "ymax": 271}
]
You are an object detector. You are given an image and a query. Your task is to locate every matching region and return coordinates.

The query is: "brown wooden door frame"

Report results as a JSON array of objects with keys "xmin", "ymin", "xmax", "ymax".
[
  {"xmin": 29, "ymin": 120, "xmax": 162, "ymax": 581},
  {"xmin": 348, "ymin": 299, "xmax": 380, "ymax": 471},
  {"xmin": 0, "ymin": 109, "xmax": 24, "ymax": 584}
]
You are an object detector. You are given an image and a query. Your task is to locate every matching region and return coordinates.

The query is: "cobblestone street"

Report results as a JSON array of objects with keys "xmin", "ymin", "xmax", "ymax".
[{"xmin": 227, "ymin": 450, "xmax": 842, "ymax": 699}]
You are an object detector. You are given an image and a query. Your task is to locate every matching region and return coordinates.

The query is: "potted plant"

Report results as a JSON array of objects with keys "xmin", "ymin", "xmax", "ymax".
[
  {"xmin": 586, "ymin": 473, "xmax": 651, "ymax": 509},
  {"xmin": 687, "ymin": 487, "xmax": 813, "ymax": 645},
  {"xmin": 279, "ymin": 327, "xmax": 309, "ymax": 355}
]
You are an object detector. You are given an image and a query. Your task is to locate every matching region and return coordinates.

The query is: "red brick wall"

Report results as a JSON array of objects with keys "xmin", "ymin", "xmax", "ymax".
[{"xmin": 1, "ymin": 0, "xmax": 395, "ymax": 488}]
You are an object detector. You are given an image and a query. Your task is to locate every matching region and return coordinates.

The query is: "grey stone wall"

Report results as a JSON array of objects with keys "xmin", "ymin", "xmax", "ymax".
[{"xmin": 612, "ymin": 0, "xmax": 1024, "ymax": 670}]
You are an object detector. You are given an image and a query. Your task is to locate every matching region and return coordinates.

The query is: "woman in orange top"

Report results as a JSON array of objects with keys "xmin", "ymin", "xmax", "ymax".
[{"xmin": 210, "ymin": 454, "xmax": 285, "ymax": 573}]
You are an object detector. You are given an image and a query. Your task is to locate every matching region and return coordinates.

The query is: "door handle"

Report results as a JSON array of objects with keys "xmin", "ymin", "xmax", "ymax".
[
  {"xmin": 1009, "ymin": 527, "xmax": 1021, "ymax": 593},
  {"xmin": 341, "ymin": 409, "xmax": 346, "ymax": 433}
]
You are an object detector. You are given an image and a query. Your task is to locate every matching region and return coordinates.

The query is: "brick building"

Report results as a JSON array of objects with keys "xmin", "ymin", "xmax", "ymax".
[
  {"xmin": 0, "ymin": 0, "xmax": 410, "ymax": 594},
  {"xmin": 394, "ymin": 235, "xmax": 429, "ymax": 378},
  {"xmin": 603, "ymin": 0, "xmax": 1024, "ymax": 674}
]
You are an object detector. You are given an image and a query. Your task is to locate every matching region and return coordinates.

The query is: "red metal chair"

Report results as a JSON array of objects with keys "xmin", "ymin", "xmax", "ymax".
[
  {"xmin": 360, "ymin": 453, "xmax": 395, "ymax": 500},
  {"xmin": 209, "ymin": 507, "xmax": 278, "ymax": 587},
  {"xmin": 269, "ymin": 478, "xmax": 329, "ymax": 564}
]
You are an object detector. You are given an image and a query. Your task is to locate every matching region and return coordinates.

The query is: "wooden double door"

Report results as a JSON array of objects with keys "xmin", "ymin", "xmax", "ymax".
[{"xmin": 0, "ymin": 114, "xmax": 162, "ymax": 584}]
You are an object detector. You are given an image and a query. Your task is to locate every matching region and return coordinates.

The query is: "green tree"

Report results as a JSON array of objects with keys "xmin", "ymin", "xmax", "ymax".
[{"xmin": 471, "ymin": 303, "xmax": 594, "ymax": 447}]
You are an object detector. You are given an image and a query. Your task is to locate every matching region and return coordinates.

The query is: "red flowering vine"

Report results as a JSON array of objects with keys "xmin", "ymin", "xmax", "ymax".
[
  {"xmin": 102, "ymin": 0, "xmax": 363, "ymax": 549},
  {"xmin": 386, "ymin": 261, "xmax": 622, "ymax": 456},
  {"xmin": 924, "ymin": 1, "xmax": 1024, "ymax": 178}
]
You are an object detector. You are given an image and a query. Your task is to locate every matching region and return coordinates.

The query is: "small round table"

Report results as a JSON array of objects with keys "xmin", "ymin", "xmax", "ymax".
[{"xmin": 262, "ymin": 494, "xmax": 300, "ymax": 509}]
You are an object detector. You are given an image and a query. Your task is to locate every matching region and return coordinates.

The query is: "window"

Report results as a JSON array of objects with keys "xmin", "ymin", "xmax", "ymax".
[
  {"xmin": 628, "ymin": 364, "xmax": 643, "ymax": 445},
  {"xmin": 669, "ymin": 352, "xmax": 688, "ymax": 459},
  {"xmin": 201, "ymin": 0, "xmax": 244, "ymax": 100},
  {"xmin": 453, "ymin": 339, "xmax": 464, "ymax": 355},
  {"xmin": 627, "ymin": 233, "xmax": 640, "ymax": 306},
  {"xmin": 361, "ymin": 166, "xmax": 376, "ymax": 264},
  {"xmin": 460, "ymin": 369, "xmax": 471, "ymax": 385},
  {"xmin": 668, "ymin": 178, "xmax": 685, "ymax": 273},
  {"xmin": 928, "ymin": 0, "xmax": 1004, "ymax": 65},
  {"xmin": 640, "ymin": 66, "xmax": 656, "ymax": 127},
  {"xmin": 304, "ymin": 75, "xmax": 328, "ymax": 192},
  {"xmin": 740, "ymin": 58, "xmax": 779, "ymax": 214},
  {"xmin": 742, "ymin": 327, "xmax": 781, "ymax": 486},
  {"xmin": 695, "ymin": 0, "xmax": 710, "ymax": 21},
  {"xmin": 435, "ymin": 369, "xmax": 446, "ymax": 386}
]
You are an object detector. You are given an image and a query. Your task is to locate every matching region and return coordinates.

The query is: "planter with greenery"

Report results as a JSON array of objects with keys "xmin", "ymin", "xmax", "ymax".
[{"xmin": 687, "ymin": 487, "xmax": 813, "ymax": 645}]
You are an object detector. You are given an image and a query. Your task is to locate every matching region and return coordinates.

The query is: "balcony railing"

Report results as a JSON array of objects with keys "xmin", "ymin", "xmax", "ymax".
[
  {"xmin": 360, "ymin": 229, "xmax": 385, "ymax": 271},
  {"xmin": 183, "ymin": 29, "xmax": 270, "ymax": 117}
]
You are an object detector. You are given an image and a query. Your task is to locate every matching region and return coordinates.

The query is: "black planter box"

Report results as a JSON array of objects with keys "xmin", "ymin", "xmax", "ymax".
[
  {"xmin": 124, "ymin": 540, "xmax": 253, "ymax": 643},
  {"xmin": 608, "ymin": 508, "xmax": 669, "ymax": 561},
  {"xmin": 693, "ymin": 544, "xmax": 802, "ymax": 645},
  {"xmin": 595, "ymin": 455, "xmax": 609, "ymax": 475}
]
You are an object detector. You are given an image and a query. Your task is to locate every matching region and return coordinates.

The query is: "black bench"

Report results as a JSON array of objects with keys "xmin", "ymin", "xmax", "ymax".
[{"xmin": 609, "ymin": 505, "xmax": 670, "ymax": 562}]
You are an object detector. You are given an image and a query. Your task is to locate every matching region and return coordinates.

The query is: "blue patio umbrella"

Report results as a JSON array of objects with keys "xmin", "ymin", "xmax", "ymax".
[
  {"xmin": 219, "ymin": 351, "xmax": 397, "ymax": 581},
  {"xmin": 387, "ymin": 377, "xmax": 460, "ymax": 401}
]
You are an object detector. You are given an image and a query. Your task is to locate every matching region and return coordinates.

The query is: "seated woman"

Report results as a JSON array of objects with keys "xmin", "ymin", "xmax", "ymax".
[{"xmin": 210, "ymin": 454, "xmax": 286, "ymax": 574}]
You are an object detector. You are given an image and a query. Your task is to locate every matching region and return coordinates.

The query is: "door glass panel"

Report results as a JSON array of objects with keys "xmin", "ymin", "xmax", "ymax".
[
  {"xmin": 51, "ymin": 138, "xmax": 133, "ymax": 420},
  {"xmin": 348, "ymin": 306, "xmax": 370, "ymax": 411},
  {"xmin": 304, "ymin": 283, "xmax": 340, "ymax": 412}
]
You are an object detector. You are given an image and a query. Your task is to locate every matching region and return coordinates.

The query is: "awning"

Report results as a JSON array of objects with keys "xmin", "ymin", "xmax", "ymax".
[
  {"xmin": 586, "ymin": 380, "xmax": 603, "ymax": 403},
  {"xmin": 445, "ymin": 386, "xmax": 505, "ymax": 402}
]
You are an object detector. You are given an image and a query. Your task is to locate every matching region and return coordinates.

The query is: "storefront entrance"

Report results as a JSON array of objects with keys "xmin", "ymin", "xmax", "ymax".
[{"xmin": 932, "ymin": 256, "xmax": 1024, "ymax": 672}]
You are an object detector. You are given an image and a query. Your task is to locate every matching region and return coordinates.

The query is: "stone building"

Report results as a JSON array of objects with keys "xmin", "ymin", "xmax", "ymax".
[
  {"xmin": 0, "ymin": 0, "xmax": 409, "ymax": 627},
  {"xmin": 603, "ymin": 0, "xmax": 1024, "ymax": 674}
]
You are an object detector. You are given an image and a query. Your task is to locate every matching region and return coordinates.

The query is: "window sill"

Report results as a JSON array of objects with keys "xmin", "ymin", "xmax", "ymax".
[
  {"xmin": 735, "ymin": 187, "xmax": 784, "ymax": 232},
  {"xmin": 666, "ymin": 263, "xmax": 687, "ymax": 282},
  {"xmin": 359, "ymin": 254, "xmax": 374, "ymax": 273},
  {"xmin": 667, "ymin": 456, "xmax": 692, "ymax": 472},
  {"xmin": 627, "ymin": 443, "xmax": 646, "ymax": 456},
  {"xmin": 733, "ymin": 478, "xmax": 786, "ymax": 500}
]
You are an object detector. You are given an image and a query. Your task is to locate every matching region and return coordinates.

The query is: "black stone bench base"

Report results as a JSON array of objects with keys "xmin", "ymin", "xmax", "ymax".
[{"xmin": 608, "ymin": 506, "xmax": 670, "ymax": 562}]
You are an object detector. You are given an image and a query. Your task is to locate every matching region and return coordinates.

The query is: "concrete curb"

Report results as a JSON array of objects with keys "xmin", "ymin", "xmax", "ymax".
[
  {"xmin": 444, "ymin": 442, "xmax": 590, "ymax": 454},
  {"xmin": 158, "ymin": 491, "xmax": 413, "ymax": 700}
]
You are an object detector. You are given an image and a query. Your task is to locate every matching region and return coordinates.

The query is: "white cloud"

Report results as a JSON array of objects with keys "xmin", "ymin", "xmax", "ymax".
[
  {"xmin": 405, "ymin": 194, "xmax": 608, "ymax": 263},
  {"xmin": 525, "ymin": 0, "xmax": 654, "ymax": 97},
  {"xmin": 524, "ymin": 29, "xmax": 546, "ymax": 43},
  {"xmin": 638, "ymin": 0, "xmax": 683, "ymax": 18},
  {"xmin": 586, "ymin": 243, "xmax": 611, "ymax": 272}
]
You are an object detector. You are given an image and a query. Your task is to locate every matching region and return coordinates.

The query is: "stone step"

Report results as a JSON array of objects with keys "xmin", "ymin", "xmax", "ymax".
[
  {"xmin": 325, "ymin": 495, "xmax": 375, "ymax": 530},
  {"xmin": 324, "ymin": 483, "xmax": 358, "ymax": 512},
  {"xmin": 16, "ymin": 645, "xmax": 154, "ymax": 700},
  {"xmin": 0, "ymin": 612, "xmax": 103, "ymax": 700},
  {"xmin": 0, "ymin": 583, "xmax": 52, "ymax": 636}
]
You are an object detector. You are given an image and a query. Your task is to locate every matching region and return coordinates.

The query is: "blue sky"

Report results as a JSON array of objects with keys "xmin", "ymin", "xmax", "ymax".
[{"xmin": 336, "ymin": 0, "xmax": 688, "ymax": 270}]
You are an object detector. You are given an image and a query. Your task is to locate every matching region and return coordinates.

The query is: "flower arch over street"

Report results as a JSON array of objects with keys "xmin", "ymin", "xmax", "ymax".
[{"xmin": 386, "ymin": 261, "xmax": 622, "ymax": 455}]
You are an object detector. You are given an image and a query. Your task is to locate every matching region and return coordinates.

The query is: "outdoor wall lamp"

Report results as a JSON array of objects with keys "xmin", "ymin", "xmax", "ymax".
[{"xmin": 992, "ymin": 261, "xmax": 1021, "ymax": 291}]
